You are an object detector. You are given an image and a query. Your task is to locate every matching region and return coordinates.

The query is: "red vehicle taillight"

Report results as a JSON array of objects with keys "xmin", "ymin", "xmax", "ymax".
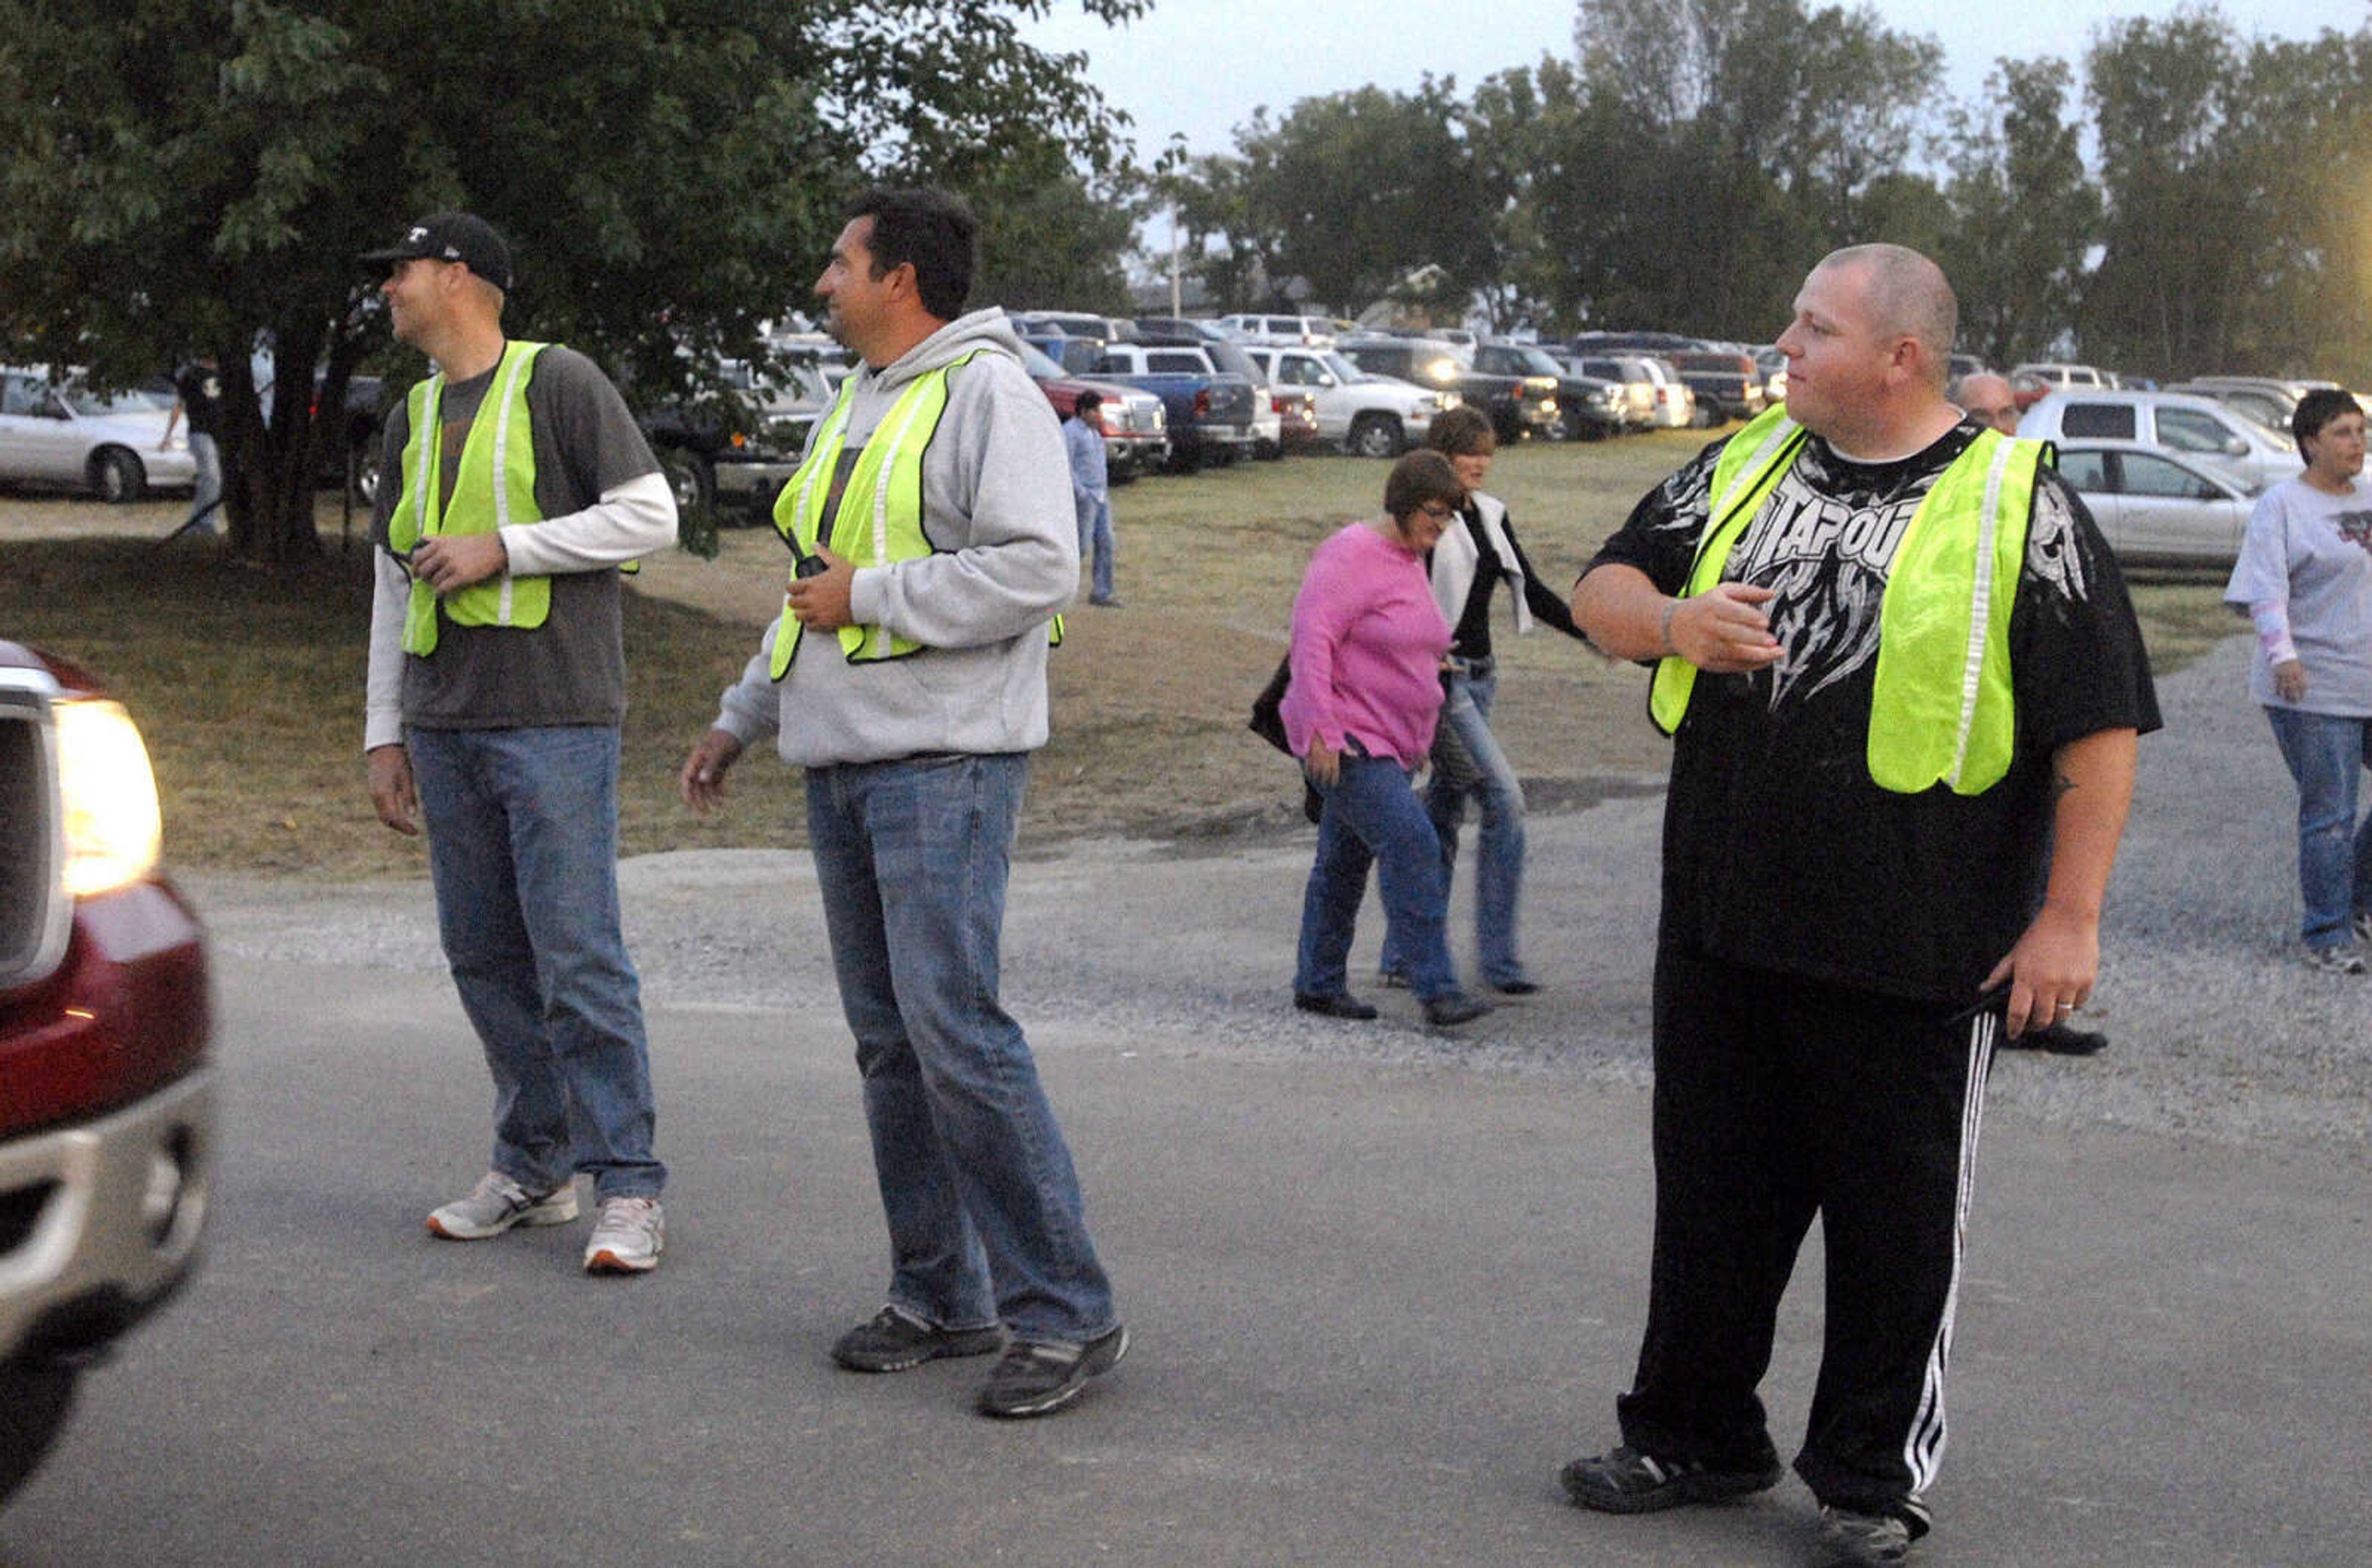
[{"xmin": 1193, "ymin": 388, "xmax": 1212, "ymax": 419}]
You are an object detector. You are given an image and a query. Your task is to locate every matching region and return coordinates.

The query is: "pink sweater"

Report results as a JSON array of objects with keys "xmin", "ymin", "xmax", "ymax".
[{"xmin": 1281, "ymin": 522, "xmax": 1451, "ymax": 767}]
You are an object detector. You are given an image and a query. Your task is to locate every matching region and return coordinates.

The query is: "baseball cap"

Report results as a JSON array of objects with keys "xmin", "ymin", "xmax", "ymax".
[{"xmin": 358, "ymin": 212, "xmax": 514, "ymax": 292}]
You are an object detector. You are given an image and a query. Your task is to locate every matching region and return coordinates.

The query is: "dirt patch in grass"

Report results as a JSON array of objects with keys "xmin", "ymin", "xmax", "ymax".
[{"xmin": 0, "ymin": 436, "xmax": 2240, "ymax": 881}]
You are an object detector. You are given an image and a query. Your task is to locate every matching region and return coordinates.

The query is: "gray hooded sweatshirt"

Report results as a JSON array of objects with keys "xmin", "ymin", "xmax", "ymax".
[{"xmin": 712, "ymin": 308, "xmax": 1079, "ymax": 767}]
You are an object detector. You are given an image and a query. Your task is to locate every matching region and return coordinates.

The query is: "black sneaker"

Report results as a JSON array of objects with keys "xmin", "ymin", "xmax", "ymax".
[
  {"xmin": 830, "ymin": 1306, "xmax": 1003, "ymax": 1373},
  {"xmin": 1422, "ymin": 992, "xmax": 1491, "ymax": 1028},
  {"xmin": 1295, "ymin": 991, "xmax": 1379, "ymax": 1021},
  {"xmin": 975, "ymin": 1323, "xmax": 1129, "ymax": 1418},
  {"xmin": 1559, "ymin": 1444, "xmax": 1783, "ymax": 1514}
]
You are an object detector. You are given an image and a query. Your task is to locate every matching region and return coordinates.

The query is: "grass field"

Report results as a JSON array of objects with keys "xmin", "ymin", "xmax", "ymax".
[{"xmin": 0, "ymin": 432, "xmax": 2240, "ymax": 881}]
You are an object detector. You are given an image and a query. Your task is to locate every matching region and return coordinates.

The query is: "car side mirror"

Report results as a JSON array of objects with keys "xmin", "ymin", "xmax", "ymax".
[
  {"xmin": 1317, "ymin": 374, "xmax": 1337, "ymax": 388},
  {"xmin": 2224, "ymin": 435, "xmax": 2247, "ymax": 456}
]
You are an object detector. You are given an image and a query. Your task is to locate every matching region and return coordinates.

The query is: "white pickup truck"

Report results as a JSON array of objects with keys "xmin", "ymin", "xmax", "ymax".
[{"xmin": 1240, "ymin": 346, "xmax": 1458, "ymax": 458}]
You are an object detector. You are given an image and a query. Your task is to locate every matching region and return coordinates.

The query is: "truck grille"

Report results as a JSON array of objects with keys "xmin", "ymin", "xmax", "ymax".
[{"xmin": 0, "ymin": 678, "xmax": 67, "ymax": 990}]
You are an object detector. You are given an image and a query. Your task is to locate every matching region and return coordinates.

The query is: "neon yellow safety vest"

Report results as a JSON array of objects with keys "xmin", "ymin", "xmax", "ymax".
[
  {"xmin": 389, "ymin": 338, "xmax": 553, "ymax": 658},
  {"xmin": 768, "ymin": 349, "xmax": 1060, "ymax": 680},
  {"xmin": 1647, "ymin": 405, "xmax": 2050, "ymax": 796}
]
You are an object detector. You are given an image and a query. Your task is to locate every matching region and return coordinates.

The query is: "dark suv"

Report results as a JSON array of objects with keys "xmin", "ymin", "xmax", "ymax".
[{"xmin": 1, "ymin": 642, "xmax": 213, "ymax": 1507}]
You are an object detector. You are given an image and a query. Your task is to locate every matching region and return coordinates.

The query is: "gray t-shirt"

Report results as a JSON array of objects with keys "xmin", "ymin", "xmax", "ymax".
[
  {"xmin": 372, "ymin": 344, "xmax": 658, "ymax": 729},
  {"xmin": 2223, "ymin": 476, "xmax": 2372, "ymax": 717}
]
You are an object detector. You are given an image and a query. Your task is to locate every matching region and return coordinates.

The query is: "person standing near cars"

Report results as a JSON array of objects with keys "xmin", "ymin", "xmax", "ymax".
[
  {"xmin": 360, "ymin": 212, "xmax": 676, "ymax": 1274},
  {"xmin": 678, "ymin": 188, "xmax": 1125, "ymax": 1419},
  {"xmin": 2223, "ymin": 389, "xmax": 2372, "ymax": 973},
  {"xmin": 1376, "ymin": 405, "xmax": 1589, "ymax": 996},
  {"xmin": 1065, "ymin": 389, "xmax": 1119, "ymax": 606},
  {"xmin": 160, "ymin": 354, "xmax": 224, "ymax": 539},
  {"xmin": 1562, "ymin": 245, "xmax": 2156, "ymax": 1567},
  {"xmin": 1953, "ymin": 371, "xmax": 2019, "ymax": 437}
]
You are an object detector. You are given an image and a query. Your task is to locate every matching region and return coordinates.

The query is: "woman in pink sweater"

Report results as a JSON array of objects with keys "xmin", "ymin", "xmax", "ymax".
[{"xmin": 1283, "ymin": 451, "xmax": 1491, "ymax": 1028}]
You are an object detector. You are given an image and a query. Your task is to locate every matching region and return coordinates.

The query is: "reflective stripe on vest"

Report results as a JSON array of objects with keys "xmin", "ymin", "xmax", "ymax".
[
  {"xmin": 767, "ymin": 349, "xmax": 1061, "ymax": 680},
  {"xmin": 390, "ymin": 340, "xmax": 550, "ymax": 657},
  {"xmin": 1647, "ymin": 406, "xmax": 2046, "ymax": 796}
]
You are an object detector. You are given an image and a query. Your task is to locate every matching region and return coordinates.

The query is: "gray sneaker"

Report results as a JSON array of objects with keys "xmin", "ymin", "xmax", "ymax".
[
  {"xmin": 975, "ymin": 1323, "xmax": 1128, "ymax": 1418},
  {"xmin": 426, "ymin": 1172, "xmax": 578, "ymax": 1239},
  {"xmin": 583, "ymin": 1196, "xmax": 664, "ymax": 1274},
  {"xmin": 2305, "ymin": 944, "xmax": 2367, "ymax": 975},
  {"xmin": 1820, "ymin": 1505, "xmax": 1913, "ymax": 1566}
]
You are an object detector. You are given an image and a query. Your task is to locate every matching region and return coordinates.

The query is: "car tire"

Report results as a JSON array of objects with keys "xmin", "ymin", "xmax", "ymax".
[
  {"xmin": 0, "ymin": 1364, "xmax": 77, "ymax": 1506},
  {"xmin": 90, "ymin": 447, "xmax": 146, "ymax": 505},
  {"xmin": 1348, "ymin": 414, "xmax": 1403, "ymax": 459},
  {"xmin": 658, "ymin": 447, "xmax": 715, "ymax": 516}
]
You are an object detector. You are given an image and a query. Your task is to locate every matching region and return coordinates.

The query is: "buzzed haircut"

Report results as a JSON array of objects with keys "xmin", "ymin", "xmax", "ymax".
[
  {"xmin": 849, "ymin": 187, "xmax": 977, "ymax": 321},
  {"xmin": 1819, "ymin": 243, "xmax": 1957, "ymax": 391}
]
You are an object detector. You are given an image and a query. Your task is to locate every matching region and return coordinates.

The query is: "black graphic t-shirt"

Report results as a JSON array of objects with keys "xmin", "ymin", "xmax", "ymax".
[{"xmin": 1591, "ymin": 420, "xmax": 2161, "ymax": 1002}]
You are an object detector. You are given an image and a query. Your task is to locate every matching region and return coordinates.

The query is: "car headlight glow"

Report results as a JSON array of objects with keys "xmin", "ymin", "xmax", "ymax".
[
  {"xmin": 1425, "ymin": 359, "xmax": 1458, "ymax": 383},
  {"xmin": 55, "ymin": 698, "xmax": 163, "ymax": 897}
]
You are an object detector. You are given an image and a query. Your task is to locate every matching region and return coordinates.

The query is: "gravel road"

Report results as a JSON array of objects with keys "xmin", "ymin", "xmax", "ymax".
[{"xmin": 190, "ymin": 627, "xmax": 2370, "ymax": 1153}]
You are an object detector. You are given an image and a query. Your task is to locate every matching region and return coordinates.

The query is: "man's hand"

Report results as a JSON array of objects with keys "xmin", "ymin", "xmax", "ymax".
[
  {"xmin": 367, "ymin": 744, "xmax": 419, "ymax": 836},
  {"xmin": 411, "ymin": 534, "xmax": 508, "ymax": 595},
  {"xmin": 1668, "ymin": 584, "xmax": 1785, "ymax": 673},
  {"xmin": 784, "ymin": 545, "xmax": 856, "ymax": 630},
  {"xmin": 1983, "ymin": 900, "xmax": 2098, "ymax": 1039},
  {"xmin": 2274, "ymin": 658, "xmax": 2308, "ymax": 705},
  {"xmin": 679, "ymin": 728, "xmax": 746, "ymax": 814},
  {"xmin": 1304, "ymin": 736, "xmax": 1340, "ymax": 788}
]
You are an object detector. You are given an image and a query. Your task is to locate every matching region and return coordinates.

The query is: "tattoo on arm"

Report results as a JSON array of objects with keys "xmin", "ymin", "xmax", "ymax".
[{"xmin": 2051, "ymin": 768, "xmax": 2077, "ymax": 803}]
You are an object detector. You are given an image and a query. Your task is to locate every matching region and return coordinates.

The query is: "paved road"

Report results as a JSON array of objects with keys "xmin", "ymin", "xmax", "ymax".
[{"xmin": 6, "ymin": 625, "xmax": 2368, "ymax": 1567}]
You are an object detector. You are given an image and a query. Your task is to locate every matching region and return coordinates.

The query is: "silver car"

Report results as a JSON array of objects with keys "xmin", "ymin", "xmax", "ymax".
[
  {"xmin": 2018, "ymin": 388, "xmax": 2295, "ymax": 495},
  {"xmin": 1, "ymin": 367, "xmax": 198, "ymax": 503},
  {"xmin": 2054, "ymin": 443, "xmax": 2254, "ymax": 567}
]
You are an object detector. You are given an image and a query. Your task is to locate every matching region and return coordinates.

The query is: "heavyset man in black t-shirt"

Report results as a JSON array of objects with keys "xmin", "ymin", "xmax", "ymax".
[{"xmin": 1561, "ymin": 245, "xmax": 2159, "ymax": 1567}]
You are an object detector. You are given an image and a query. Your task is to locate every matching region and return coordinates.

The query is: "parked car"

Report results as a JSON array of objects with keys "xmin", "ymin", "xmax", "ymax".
[
  {"xmin": 1471, "ymin": 342, "xmax": 1619, "ymax": 441},
  {"xmin": 2018, "ymin": 388, "xmax": 2296, "ymax": 494},
  {"xmin": 2052, "ymin": 443, "xmax": 2255, "ymax": 567},
  {"xmin": 1019, "ymin": 332, "xmax": 1105, "ymax": 376},
  {"xmin": 1665, "ymin": 350, "xmax": 1768, "ymax": 425},
  {"xmin": 2008, "ymin": 362, "xmax": 2113, "ymax": 411},
  {"xmin": 1, "ymin": 640, "xmax": 214, "ymax": 1507},
  {"xmin": 1010, "ymin": 311, "xmax": 1137, "ymax": 344},
  {"xmin": 1013, "ymin": 342, "xmax": 1169, "ymax": 482},
  {"xmin": 1569, "ymin": 330, "xmax": 1699, "ymax": 356},
  {"xmin": 1085, "ymin": 342, "xmax": 1260, "ymax": 468},
  {"xmin": 1239, "ymin": 345, "xmax": 1455, "ymax": 458},
  {"xmin": 2164, "ymin": 380, "xmax": 2297, "ymax": 437},
  {"xmin": 1339, "ymin": 338, "xmax": 1556, "ymax": 444},
  {"xmin": 1213, "ymin": 314, "xmax": 1338, "ymax": 348},
  {"xmin": 1567, "ymin": 355, "xmax": 1653, "ymax": 429},
  {"xmin": 0, "ymin": 367, "xmax": 200, "ymax": 504},
  {"xmin": 1751, "ymin": 346, "xmax": 1788, "ymax": 406},
  {"xmin": 1145, "ymin": 333, "xmax": 1284, "ymax": 458},
  {"xmin": 1132, "ymin": 317, "xmax": 1232, "ymax": 343},
  {"xmin": 640, "ymin": 356, "xmax": 838, "ymax": 518}
]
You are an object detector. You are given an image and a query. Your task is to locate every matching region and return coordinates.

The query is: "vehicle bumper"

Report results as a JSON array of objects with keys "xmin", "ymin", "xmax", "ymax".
[
  {"xmin": 1182, "ymin": 424, "xmax": 1258, "ymax": 451},
  {"xmin": 1, "ymin": 1068, "xmax": 214, "ymax": 1366},
  {"xmin": 712, "ymin": 459, "xmax": 799, "ymax": 508},
  {"xmin": 1104, "ymin": 434, "xmax": 1169, "ymax": 475}
]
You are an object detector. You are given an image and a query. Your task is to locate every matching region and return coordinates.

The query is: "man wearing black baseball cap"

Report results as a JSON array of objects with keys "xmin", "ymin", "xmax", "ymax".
[
  {"xmin": 360, "ymin": 209, "xmax": 678, "ymax": 1275},
  {"xmin": 358, "ymin": 211, "xmax": 515, "ymax": 293}
]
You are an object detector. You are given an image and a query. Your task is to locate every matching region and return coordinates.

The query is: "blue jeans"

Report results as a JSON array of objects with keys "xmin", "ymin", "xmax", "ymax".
[
  {"xmin": 2265, "ymin": 706, "xmax": 2372, "ymax": 949},
  {"xmin": 1295, "ymin": 752, "xmax": 1460, "ymax": 1002},
  {"xmin": 184, "ymin": 432, "xmax": 222, "ymax": 534},
  {"xmin": 406, "ymin": 725, "xmax": 664, "ymax": 1201},
  {"xmin": 806, "ymin": 753, "xmax": 1116, "ymax": 1343},
  {"xmin": 1075, "ymin": 488, "xmax": 1115, "ymax": 602},
  {"xmin": 1381, "ymin": 666, "xmax": 1529, "ymax": 987}
]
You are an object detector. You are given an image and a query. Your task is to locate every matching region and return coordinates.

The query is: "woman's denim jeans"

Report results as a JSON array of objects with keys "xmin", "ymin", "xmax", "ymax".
[
  {"xmin": 406, "ymin": 724, "xmax": 665, "ymax": 1201},
  {"xmin": 1295, "ymin": 752, "xmax": 1460, "ymax": 1002},
  {"xmin": 2265, "ymin": 705, "xmax": 2372, "ymax": 949},
  {"xmin": 807, "ymin": 753, "xmax": 1116, "ymax": 1344},
  {"xmin": 1381, "ymin": 666, "xmax": 1529, "ymax": 987}
]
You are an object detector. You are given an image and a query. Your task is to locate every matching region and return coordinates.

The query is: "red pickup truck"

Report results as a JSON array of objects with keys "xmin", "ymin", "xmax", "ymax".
[{"xmin": 1, "ymin": 640, "xmax": 213, "ymax": 1506}]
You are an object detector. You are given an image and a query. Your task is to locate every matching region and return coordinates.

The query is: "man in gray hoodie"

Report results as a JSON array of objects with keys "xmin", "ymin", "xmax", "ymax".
[{"xmin": 680, "ymin": 188, "xmax": 1124, "ymax": 1419}]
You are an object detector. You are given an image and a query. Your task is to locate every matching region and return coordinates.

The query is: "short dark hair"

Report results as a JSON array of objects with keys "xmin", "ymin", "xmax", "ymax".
[
  {"xmin": 1072, "ymin": 390, "xmax": 1103, "ymax": 415},
  {"xmin": 1426, "ymin": 405, "xmax": 1496, "ymax": 458},
  {"xmin": 1384, "ymin": 449, "xmax": 1464, "ymax": 522},
  {"xmin": 848, "ymin": 187, "xmax": 976, "ymax": 321},
  {"xmin": 2292, "ymin": 388, "xmax": 2364, "ymax": 451}
]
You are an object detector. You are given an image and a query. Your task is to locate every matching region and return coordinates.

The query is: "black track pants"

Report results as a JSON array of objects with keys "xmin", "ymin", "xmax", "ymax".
[{"xmin": 1614, "ymin": 946, "xmax": 1998, "ymax": 1524}]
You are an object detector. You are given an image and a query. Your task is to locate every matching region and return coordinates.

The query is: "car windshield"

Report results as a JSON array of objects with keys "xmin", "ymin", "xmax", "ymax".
[
  {"xmin": 62, "ymin": 383, "xmax": 158, "ymax": 417},
  {"xmin": 1512, "ymin": 348, "xmax": 1564, "ymax": 376},
  {"xmin": 1318, "ymin": 353, "xmax": 1368, "ymax": 382},
  {"xmin": 1016, "ymin": 342, "xmax": 1066, "ymax": 379}
]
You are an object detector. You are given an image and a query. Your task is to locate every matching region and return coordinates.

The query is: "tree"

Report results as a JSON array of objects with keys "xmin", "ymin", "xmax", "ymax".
[
  {"xmin": 0, "ymin": 0, "xmax": 1143, "ymax": 565},
  {"xmin": 1938, "ymin": 57, "xmax": 2100, "ymax": 371}
]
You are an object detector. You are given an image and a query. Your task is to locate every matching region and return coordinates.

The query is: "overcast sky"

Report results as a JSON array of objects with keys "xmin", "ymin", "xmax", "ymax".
[{"xmin": 1022, "ymin": 0, "xmax": 2343, "ymax": 164}]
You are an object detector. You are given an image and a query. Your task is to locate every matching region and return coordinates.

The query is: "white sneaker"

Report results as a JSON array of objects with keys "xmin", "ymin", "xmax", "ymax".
[
  {"xmin": 584, "ymin": 1196, "xmax": 664, "ymax": 1274},
  {"xmin": 2305, "ymin": 944, "xmax": 2367, "ymax": 975},
  {"xmin": 426, "ymin": 1172, "xmax": 578, "ymax": 1239}
]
